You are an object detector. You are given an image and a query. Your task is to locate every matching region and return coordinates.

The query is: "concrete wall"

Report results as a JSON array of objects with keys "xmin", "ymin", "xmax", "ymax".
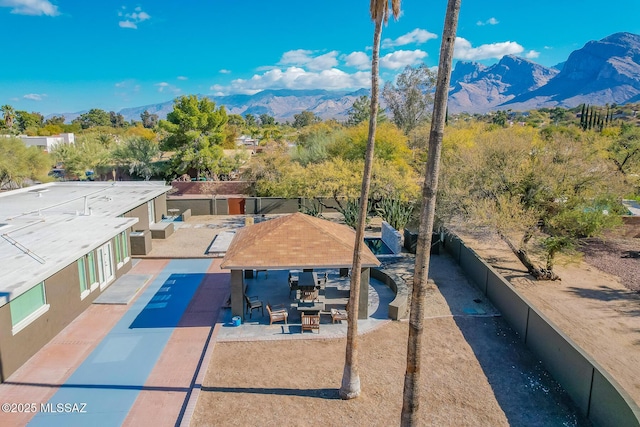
[
  {"xmin": 381, "ymin": 222, "xmax": 402, "ymax": 254},
  {"xmin": 166, "ymin": 196, "xmax": 345, "ymax": 216},
  {"xmin": 0, "ymin": 235, "xmax": 132, "ymax": 381},
  {"xmin": 371, "ymin": 268, "xmax": 408, "ymax": 320},
  {"xmin": 125, "ymin": 203, "xmax": 149, "ymax": 231},
  {"xmin": 443, "ymin": 231, "xmax": 640, "ymax": 427},
  {"xmin": 170, "ymin": 180, "xmax": 251, "ymax": 196},
  {"xmin": 154, "ymin": 193, "xmax": 167, "ymax": 222}
]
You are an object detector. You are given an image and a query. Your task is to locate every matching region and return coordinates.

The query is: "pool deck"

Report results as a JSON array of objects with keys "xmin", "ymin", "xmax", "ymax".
[{"xmin": 0, "ymin": 259, "xmax": 226, "ymax": 427}]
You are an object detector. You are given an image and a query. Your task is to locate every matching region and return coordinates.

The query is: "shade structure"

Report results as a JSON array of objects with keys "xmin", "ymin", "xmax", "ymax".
[{"xmin": 220, "ymin": 212, "xmax": 380, "ymax": 270}]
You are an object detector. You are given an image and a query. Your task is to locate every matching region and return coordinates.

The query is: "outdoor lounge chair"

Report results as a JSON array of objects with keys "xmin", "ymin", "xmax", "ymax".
[
  {"xmin": 244, "ymin": 294, "xmax": 264, "ymax": 318},
  {"xmin": 267, "ymin": 303, "xmax": 288, "ymax": 325},
  {"xmin": 301, "ymin": 312, "xmax": 320, "ymax": 333}
]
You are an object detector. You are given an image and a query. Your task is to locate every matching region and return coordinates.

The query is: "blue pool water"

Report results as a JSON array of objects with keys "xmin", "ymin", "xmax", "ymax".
[{"xmin": 364, "ymin": 237, "xmax": 394, "ymax": 255}]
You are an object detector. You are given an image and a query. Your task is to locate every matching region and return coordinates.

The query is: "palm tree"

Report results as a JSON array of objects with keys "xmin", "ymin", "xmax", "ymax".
[
  {"xmin": 400, "ymin": 0, "xmax": 461, "ymax": 424},
  {"xmin": 1, "ymin": 105, "xmax": 15, "ymax": 129},
  {"xmin": 339, "ymin": 0, "xmax": 401, "ymax": 400}
]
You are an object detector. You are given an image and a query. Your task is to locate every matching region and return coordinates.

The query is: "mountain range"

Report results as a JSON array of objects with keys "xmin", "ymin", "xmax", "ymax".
[{"xmin": 53, "ymin": 32, "xmax": 640, "ymax": 121}]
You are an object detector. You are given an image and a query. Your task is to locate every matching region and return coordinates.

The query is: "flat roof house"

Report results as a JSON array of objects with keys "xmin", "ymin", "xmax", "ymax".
[
  {"xmin": 19, "ymin": 132, "xmax": 75, "ymax": 152},
  {"xmin": 0, "ymin": 181, "xmax": 171, "ymax": 381}
]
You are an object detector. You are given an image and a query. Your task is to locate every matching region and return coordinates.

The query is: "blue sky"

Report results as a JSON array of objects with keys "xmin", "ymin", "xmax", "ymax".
[{"xmin": 2, "ymin": 0, "xmax": 639, "ymax": 116}]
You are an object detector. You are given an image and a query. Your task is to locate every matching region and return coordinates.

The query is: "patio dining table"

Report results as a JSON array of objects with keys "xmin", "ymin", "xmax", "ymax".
[
  {"xmin": 297, "ymin": 272, "xmax": 319, "ymax": 290},
  {"xmin": 296, "ymin": 301, "xmax": 324, "ymax": 314}
]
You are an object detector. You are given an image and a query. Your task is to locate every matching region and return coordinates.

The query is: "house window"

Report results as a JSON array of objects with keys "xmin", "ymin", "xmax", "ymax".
[
  {"xmin": 121, "ymin": 232, "xmax": 129, "ymax": 260},
  {"xmin": 87, "ymin": 251, "xmax": 97, "ymax": 290},
  {"xmin": 115, "ymin": 231, "xmax": 129, "ymax": 268},
  {"xmin": 147, "ymin": 200, "xmax": 155, "ymax": 225},
  {"xmin": 10, "ymin": 282, "xmax": 49, "ymax": 334},
  {"xmin": 78, "ymin": 258, "xmax": 88, "ymax": 298}
]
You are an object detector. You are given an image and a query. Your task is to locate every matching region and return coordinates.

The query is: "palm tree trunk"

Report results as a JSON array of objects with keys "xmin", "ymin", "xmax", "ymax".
[
  {"xmin": 400, "ymin": 0, "xmax": 461, "ymax": 424},
  {"xmin": 339, "ymin": 15, "xmax": 383, "ymax": 401}
]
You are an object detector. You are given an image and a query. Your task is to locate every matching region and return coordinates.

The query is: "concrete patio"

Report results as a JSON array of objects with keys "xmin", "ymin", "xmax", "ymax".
[{"xmin": 216, "ymin": 268, "xmax": 396, "ymax": 341}]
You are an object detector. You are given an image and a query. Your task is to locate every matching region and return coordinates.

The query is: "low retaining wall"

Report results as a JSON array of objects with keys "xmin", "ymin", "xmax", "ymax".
[
  {"xmin": 371, "ymin": 268, "xmax": 409, "ymax": 320},
  {"xmin": 381, "ymin": 222, "xmax": 402, "ymax": 254},
  {"xmin": 443, "ymin": 232, "xmax": 640, "ymax": 427}
]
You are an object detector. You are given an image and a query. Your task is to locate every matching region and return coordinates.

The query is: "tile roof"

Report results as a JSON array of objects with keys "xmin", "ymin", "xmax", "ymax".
[{"xmin": 221, "ymin": 212, "xmax": 380, "ymax": 269}]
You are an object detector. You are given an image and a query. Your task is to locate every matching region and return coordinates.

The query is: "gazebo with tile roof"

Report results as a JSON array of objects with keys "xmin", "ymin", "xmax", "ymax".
[{"xmin": 220, "ymin": 212, "xmax": 380, "ymax": 320}]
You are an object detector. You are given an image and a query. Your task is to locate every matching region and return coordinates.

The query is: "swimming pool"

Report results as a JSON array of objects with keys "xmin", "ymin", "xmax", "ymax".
[{"xmin": 364, "ymin": 237, "xmax": 395, "ymax": 255}]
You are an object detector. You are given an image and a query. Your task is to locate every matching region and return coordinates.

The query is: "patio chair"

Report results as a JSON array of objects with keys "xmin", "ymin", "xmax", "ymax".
[
  {"xmin": 301, "ymin": 312, "xmax": 320, "ymax": 333},
  {"xmin": 266, "ymin": 303, "xmax": 288, "ymax": 325},
  {"xmin": 300, "ymin": 288, "xmax": 319, "ymax": 302},
  {"xmin": 244, "ymin": 294, "xmax": 264, "ymax": 318},
  {"xmin": 331, "ymin": 308, "xmax": 348, "ymax": 323}
]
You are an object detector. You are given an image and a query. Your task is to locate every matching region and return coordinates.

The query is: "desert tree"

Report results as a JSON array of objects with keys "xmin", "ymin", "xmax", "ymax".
[
  {"xmin": 382, "ymin": 64, "xmax": 437, "ymax": 135},
  {"xmin": 339, "ymin": 0, "xmax": 401, "ymax": 401},
  {"xmin": 440, "ymin": 126, "xmax": 626, "ymax": 280},
  {"xmin": 401, "ymin": 0, "xmax": 461, "ymax": 424}
]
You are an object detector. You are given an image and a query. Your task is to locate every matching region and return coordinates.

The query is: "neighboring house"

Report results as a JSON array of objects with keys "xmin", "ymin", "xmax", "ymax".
[
  {"xmin": 0, "ymin": 181, "xmax": 171, "ymax": 381},
  {"xmin": 18, "ymin": 133, "xmax": 75, "ymax": 152}
]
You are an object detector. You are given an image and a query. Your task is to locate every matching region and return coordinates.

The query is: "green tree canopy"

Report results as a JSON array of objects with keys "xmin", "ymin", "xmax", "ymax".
[
  {"xmin": 259, "ymin": 114, "xmax": 275, "ymax": 126},
  {"xmin": 159, "ymin": 95, "xmax": 229, "ymax": 179},
  {"xmin": 73, "ymin": 109, "xmax": 111, "ymax": 129},
  {"xmin": 159, "ymin": 95, "xmax": 228, "ymax": 150},
  {"xmin": 292, "ymin": 110, "xmax": 321, "ymax": 129},
  {"xmin": 112, "ymin": 136, "xmax": 160, "ymax": 181},
  {"xmin": 0, "ymin": 137, "xmax": 50, "ymax": 189},
  {"xmin": 140, "ymin": 110, "xmax": 159, "ymax": 129},
  {"xmin": 110, "ymin": 111, "xmax": 126, "ymax": 128},
  {"xmin": 244, "ymin": 113, "xmax": 256, "ymax": 127},
  {"xmin": 51, "ymin": 135, "xmax": 112, "ymax": 179},
  {"xmin": 382, "ymin": 64, "xmax": 436, "ymax": 134},
  {"xmin": 44, "ymin": 115, "xmax": 65, "ymax": 126},
  {"xmin": 346, "ymin": 95, "xmax": 386, "ymax": 126},
  {"xmin": 15, "ymin": 111, "xmax": 44, "ymax": 133}
]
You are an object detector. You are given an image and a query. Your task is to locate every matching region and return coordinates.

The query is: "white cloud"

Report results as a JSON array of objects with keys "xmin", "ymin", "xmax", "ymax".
[
  {"xmin": 454, "ymin": 37, "xmax": 524, "ymax": 60},
  {"xmin": 155, "ymin": 82, "xmax": 180, "ymax": 94},
  {"xmin": 119, "ymin": 20, "xmax": 137, "ymax": 29},
  {"xmin": 210, "ymin": 66, "xmax": 370, "ymax": 95},
  {"xmin": 525, "ymin": 50, "xmax": 540, "ymax": 59},
  {"xmin": 343, "ymin": 52, "xmax": 370, "ymax": 70},
  {"xmin": 380, "ymin": 50, "xmax": 427, "ymax": 69},
  {"xmin": 476, "ymin": 17, "xmax": 499, "ymax": 26},
  {"xmin": 382, "ymin": 29, "xmax": 437, "ymax": 48},
  {"xmin": 177, "ymin": 76, "xmax": 188, "ymax": 80},
  {"xmin": 23, "ymin": 93, "xmax": 46, "ymax": 101},
  {"xmin": 118, "ymin": 6, "xmax": 151, "ymax": 29},
  {"xmin": 0, "ymin": 0, "xmax": 59, "ymax": 16},
  {"xmin": 278, "ymin": 49, "xmax": 339, "ymax": 71},
  {"xmin": 219, "ymin": 69, "xmax": 231, "ymax": 74}
]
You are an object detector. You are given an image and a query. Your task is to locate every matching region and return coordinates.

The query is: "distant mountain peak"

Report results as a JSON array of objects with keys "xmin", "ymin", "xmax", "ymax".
[{"xmin": 49, "ymin": 32, "xmax": 640, "ymax": 120}]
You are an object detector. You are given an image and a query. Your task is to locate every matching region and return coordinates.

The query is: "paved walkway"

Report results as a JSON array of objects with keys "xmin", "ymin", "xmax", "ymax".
[{"xmin": 0, "ymin": 259, "xmax": 227, "ymax": 427}]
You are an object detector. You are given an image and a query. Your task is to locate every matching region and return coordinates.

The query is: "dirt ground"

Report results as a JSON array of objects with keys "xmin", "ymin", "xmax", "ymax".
[
  {"xmin": 192, "ymin": 319, "xmax": 585, "ymax": 427},
  {"xmin": 452, "ymin": 227, "xmax": 640, "ymax": 405}
]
